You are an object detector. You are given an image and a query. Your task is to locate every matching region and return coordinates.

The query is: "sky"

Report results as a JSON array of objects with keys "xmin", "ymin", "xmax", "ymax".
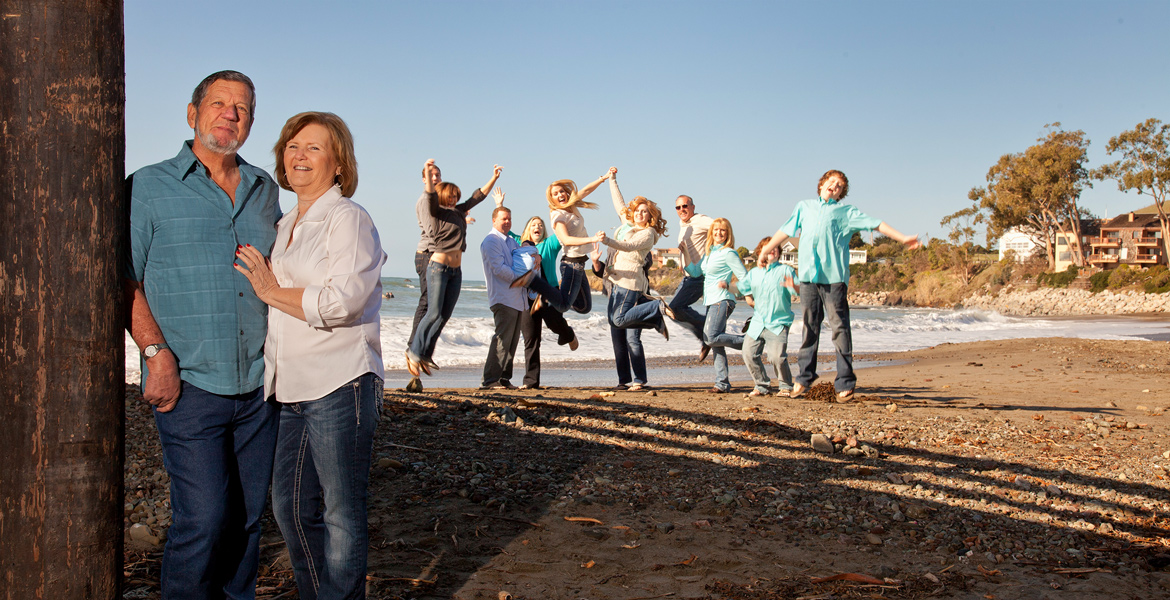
[{"xmin": 124, "ymin": 0, "xmax": 1170, "ymax": 279}]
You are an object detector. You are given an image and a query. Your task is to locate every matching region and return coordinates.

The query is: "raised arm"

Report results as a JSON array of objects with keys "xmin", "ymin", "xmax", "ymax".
[
  {"xmin": 577, "ymin": 168, "xmax": 613, "ymax": 201},
  {"xmin": 479, "ymin": 164, "xmax": 503, "ymax": 196},
  {"xmin": 601, "ymin": 226, "xmax": 655, "ymax": 252},
  {"xmin": 607, "ymin": 168, "xmax": 629, "ymax": 226},
  {"xmin": 876, "ymin": 222, "xmax": 921, "ymax": 249},
  {"xmin": 423, "ymin": 159, "xmax": 436, "ymax": 194}
]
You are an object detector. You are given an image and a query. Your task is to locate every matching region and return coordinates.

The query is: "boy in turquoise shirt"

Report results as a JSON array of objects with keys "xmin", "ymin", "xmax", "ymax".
[
  {"xmin": 759, "ymin": 170, "xmax": 919, "ymax": 399},
  {"xmin": 743, "ymin": 238, "xmax": 798, "ymax": 397}
]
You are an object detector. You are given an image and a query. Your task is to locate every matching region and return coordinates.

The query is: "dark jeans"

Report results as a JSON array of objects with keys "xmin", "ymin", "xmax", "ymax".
[
  {"xmin": 409, "ymin": 251, "xmax": 431, "ymax": 342},
  {"xmin": 668, "ymin": 275, "xmax": 706, "ymax": 342},
  {"xmin": 611, "ymin": 325, "xmax": 647, "ymax": 385},
  {"xmin": 483, "ymin": 304, "xmax": 523, "ymax": 386},
  {"xmin": 796, "ymin": 282, "xmax": 855, "ymax": 393},
  {"xmin": 703, "ymin": 299, "xmax": 744, "ymax": 392},
  {"xmin": 409, "ymin": 261, "xmax": 461, "ymax": 361},
  {"xmin": 154, "ymin": 382, "xmax": 279, "ymax": 600},
  {"xmin": 520, "ymin": 303, "xmax": 575, "ymax": 387},
  {"xmin": 271, "ymin": 374, "xmax": 382, "ymax": 600},
  {"xmin": 536, "ymin": 259, "xmax": 592, "ymax": 314}
]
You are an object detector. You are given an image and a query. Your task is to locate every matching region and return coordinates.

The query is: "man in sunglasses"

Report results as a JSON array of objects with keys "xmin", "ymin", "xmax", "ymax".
[{"xmin": 669, "ymin": 195, "xmax": 715, "ymax": 361}]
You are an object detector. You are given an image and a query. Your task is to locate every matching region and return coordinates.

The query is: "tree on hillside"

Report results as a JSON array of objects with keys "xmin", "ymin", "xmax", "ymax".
[
  {"xmin": 939, "ymin": 206, "xmax": 985, "ymax": 285},
  {"xmin": 967, "ymin": 124, "xmax": 1093, "ymax": 269},
  {"xmin": 1092, "ymin": 118, "xmax": 1170, "ymax": 264},
  {"xmin": 849, "ymin": 232, "xmax": 865, "ymax": 249}
]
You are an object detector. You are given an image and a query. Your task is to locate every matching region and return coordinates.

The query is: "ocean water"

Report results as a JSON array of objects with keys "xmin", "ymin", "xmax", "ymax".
[{"xmin": 124, "ymin": 277, "xmax": 1170, "ymax": 384}]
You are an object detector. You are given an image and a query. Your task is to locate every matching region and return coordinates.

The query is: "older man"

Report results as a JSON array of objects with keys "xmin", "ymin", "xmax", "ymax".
[
  {"xmin": 480, "ymin": 206, "xmax": 527, "ymax": 389},
  {"xmin": 668, "ymin": 194, "xmax": 715, "ymax": 360},
  {"xmin": 125, "ymin": 71, "xmax": 281, "ymax": 600}
]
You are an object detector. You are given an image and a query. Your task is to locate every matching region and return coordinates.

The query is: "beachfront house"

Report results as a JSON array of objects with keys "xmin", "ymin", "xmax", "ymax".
[
  {"xmin": 652, "ymin": 247, "xmax": 681, "ymax": 268},
  {"xmin": 775, "ymin": 239, "xmax": 865, "ymax": 271},
  {"xmin": 998, "ymin": 227, "xmax": 1040, "ymax": 262},
  {"xmin": 1086, "ymin": 210, "xmax": 1166, "ymax": 270}
]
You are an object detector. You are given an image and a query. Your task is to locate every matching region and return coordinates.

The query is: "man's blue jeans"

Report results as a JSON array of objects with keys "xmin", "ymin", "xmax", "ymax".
[
  {"xmin": 409, "ymin": 262, "xmax": 461, "ymax": 361},
  {"xmin": 271, "ymin": 373, "xmax": 382, "ymax": 600},
  {"xmin": 796, "ymin": 282, "xmax": 855, "ymax": 393},
  {"xmin": 610, "ymin": 325, "xmax": 647, "ymax": 385},
  {"xmin": 667, "ymin": 275, "xmax": 706, "ymax": 342},
  {"xmin": 703, "ymin": 299, "xmax": 743, "ymax": 392},
  {"xmin": 154, "ymin": 382, "xmax": 279, "ymax": 600}
]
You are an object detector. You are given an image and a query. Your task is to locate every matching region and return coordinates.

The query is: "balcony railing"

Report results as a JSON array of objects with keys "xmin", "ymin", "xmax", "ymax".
[
  {"xmin": 1089, "ymin": 237, "xmax": 1121, "ymax": 247},
  {"xmin": 1087, "ymin": 253, "xmax": 1119, "ymax": 263},
  {"xmin": 1134, "ymin": 254, "xmax": 1160, "ymax": 263},
  {"xmin": 1134, "ymin": 237, "xmax": 1161, "ymax": 246}
]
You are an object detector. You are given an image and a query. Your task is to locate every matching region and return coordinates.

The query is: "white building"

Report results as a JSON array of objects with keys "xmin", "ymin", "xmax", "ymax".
[{"xmin": 998, "ymin": 227, "xmax": 1040, "ymax": 262}]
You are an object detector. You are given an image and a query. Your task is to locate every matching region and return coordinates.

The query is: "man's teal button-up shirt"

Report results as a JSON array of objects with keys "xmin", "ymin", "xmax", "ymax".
[
  {"xmin": 780, "ymin": 198, "xmax": 881, "ymax": 284},
  {"xmin": 128, "ymin": 141, "xmax": 281, "ymax": 395}
]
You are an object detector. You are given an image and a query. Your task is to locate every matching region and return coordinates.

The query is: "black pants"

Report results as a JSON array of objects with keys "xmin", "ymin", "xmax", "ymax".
[{"xmin": 520, "ymin": 303, "xmax": 575, "ymax": 387}]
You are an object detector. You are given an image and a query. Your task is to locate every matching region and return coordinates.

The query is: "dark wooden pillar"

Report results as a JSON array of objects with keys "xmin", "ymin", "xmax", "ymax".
[{"xmin": 0, "ymin": 1, "xmax": 126, "ymax": 598}]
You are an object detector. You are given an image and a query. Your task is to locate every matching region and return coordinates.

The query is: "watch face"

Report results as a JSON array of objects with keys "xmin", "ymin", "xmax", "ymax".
[{"xmin": 144, "ymin": 345, "xmax": 159, "ymax": 358}]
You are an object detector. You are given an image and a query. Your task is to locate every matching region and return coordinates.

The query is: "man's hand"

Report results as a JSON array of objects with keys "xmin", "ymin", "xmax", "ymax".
[
  {"xmin": 143, "ymin": 350, "xmax": 181, "ymax": 412},
  {"xmin": 717, "ymin": 280, "xmax": 729, "ymax": 290}
]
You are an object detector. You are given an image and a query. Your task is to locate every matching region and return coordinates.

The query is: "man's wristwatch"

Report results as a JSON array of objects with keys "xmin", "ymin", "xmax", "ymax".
[{"xmin": 143, "ymin": 342, "xmax": 170, "ymax": 359}]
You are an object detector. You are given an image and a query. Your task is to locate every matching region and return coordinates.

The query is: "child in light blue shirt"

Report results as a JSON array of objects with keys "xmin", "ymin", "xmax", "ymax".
[{"xmin": 743, "ymin": 237, "xmax": 797, "ymax": 396}]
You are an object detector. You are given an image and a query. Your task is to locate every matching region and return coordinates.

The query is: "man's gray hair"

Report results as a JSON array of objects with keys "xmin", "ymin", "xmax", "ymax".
[{"xmin": 191, "ymin": 70, "xmax": 256, "ymax": 116}]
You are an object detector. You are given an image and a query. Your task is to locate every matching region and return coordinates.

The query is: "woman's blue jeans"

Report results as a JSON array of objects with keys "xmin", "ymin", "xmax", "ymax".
[
  {"xmin": 796, "ymin": 282, "xmax": 855, "ymax": 392},
  {"xmin": 271, "ymin": 373, "xmax": 383, "ymax": 600},
  {"xmin": 537, "ymin": 259, "xmax": 592, "ymax": 314},
  {"xmin": 409, "ymin": 261, "xmax": 461, "ymax": 360},
  {"xmin": 607, "ymin": 285, "xmax": 664, "ymax": 330},
  {"xmin": 703, "ymin": 299, "xmax": 743, "ymax": 391}
]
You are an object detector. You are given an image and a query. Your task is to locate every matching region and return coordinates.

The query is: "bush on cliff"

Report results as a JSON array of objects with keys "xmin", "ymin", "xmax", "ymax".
[{"xmin": 1036, "ymin": 265, "xmax": 1078, "ymax": 288}]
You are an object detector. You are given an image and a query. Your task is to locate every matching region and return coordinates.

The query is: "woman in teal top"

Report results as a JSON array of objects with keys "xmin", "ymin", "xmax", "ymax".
[{"xmin": 700, "ymin": 218, "xmax": 752, "ymax": 393}]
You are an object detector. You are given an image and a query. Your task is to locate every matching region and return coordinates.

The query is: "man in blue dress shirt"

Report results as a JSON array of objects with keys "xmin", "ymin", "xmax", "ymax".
[
  {"xmin": 480, "ymin": 206, "xmax": 527, "ymax": 389},
  {"xmin": 125, "ymin": 70, "xmax": 281, "ymax": 600}
]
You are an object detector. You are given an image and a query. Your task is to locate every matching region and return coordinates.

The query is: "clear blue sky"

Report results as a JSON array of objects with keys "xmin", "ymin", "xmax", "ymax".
[{"xmin": 125, "ymin": 0, "xmax": 1170, "ymax": 278}]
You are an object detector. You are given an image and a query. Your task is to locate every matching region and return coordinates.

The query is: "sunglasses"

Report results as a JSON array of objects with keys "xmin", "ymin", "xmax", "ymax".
[{"xmin": 675, "ymin": 204, "xmax": 692, "ymax": 211}]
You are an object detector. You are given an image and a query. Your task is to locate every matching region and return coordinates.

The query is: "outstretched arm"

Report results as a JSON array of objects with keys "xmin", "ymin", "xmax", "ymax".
[
  {"xmin": 553, "ymin": 221, "xmax": 605, "ymax": 247},
  {"xmin": 759, "ymin": 227, "xmax": 790, "ymax": 261},
  {"xmin": 876, "ymin": 222, "xmax": 921, "ymax": 249}
]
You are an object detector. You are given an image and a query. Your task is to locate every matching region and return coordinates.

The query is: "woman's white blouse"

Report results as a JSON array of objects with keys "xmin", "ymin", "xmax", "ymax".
[{"xmin": 264, "ymin": 185, "xmax": 387, "ymax": 403}]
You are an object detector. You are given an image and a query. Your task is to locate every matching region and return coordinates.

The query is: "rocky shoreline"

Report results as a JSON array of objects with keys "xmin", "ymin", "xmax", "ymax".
[{"xmin": 848, "ymin": 288, "xmax": 1170, "ymax": 317}]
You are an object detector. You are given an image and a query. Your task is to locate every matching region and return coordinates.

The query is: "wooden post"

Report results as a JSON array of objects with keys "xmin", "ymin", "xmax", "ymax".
[{"xmin": 0, "ymin": 1, "xmax": 126, "ymax": 598}]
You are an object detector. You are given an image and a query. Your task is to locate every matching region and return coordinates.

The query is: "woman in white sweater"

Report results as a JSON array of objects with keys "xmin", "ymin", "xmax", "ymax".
[{"xmin": 597, "ymin": 168, "xmax": 670, "ymax": 339}]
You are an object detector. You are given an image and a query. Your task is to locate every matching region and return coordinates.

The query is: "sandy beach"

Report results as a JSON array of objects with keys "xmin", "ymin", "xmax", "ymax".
[{"xmin": 123, "ymin": 337, "xmax": 1170, "ymax": 599}]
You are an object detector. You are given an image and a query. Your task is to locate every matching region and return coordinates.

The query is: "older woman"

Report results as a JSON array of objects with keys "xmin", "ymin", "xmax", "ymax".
[
  {"xmin": 701, "ymin": 218, "xmax": 753, "ymax": 393},
  {"xmin": 233, "ymin": 112, "xmax": 386, "ymax": 600},
  {"xmin": 407, "ymin": 159, "xmax": 501, "ymax": 376},
  {"xmin": 514, "ymin": 212, "xmax": 579, "ymax": 389}
]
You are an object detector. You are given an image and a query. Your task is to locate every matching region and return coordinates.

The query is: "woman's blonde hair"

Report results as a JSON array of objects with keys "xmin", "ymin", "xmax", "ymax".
[
  {"xmin": 546, "ymin": 179, "xmax": 598, "ymax": 212},
  {"xmin": 521, "ymin": 216, "xmax": 546, "ymax": 244},
  {"xmin": 625, "ymin": 197, "xmax": 668, "ymax": 237},
  {"xmin": 273, "ymin": 111, "xmax": 358, "ymax": 197},
  {"xmin": 436, "ymin": 182, "xmax": 461, "ymax": 207},
  {"xmin": 704, "ymin": 218, "xmax": 735, "ymax": 255}
]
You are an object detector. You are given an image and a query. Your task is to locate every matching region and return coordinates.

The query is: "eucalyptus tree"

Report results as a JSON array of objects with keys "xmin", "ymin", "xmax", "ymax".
[
  {"xmin": 1093, "ymin": 118, "xmax": 1170, "ymax": 263},
  {"xmin": 968, "ymin": 124, "xmax": 1093, "ymax": 269}
]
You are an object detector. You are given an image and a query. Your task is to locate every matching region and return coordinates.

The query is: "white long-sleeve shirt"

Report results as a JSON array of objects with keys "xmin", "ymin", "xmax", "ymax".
[{"xmin": 264, "ymin": 185, "xmax": 387, "ymax": 403}]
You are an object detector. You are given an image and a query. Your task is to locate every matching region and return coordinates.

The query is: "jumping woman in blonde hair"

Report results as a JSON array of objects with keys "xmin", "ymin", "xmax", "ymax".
[
  {"xmin": 701, "ymin": 218, "xmax": 752, "ymax": 393},
  {"xmin": 514, "ymin": 171, "xmax": 609, "ymax": 314}
]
